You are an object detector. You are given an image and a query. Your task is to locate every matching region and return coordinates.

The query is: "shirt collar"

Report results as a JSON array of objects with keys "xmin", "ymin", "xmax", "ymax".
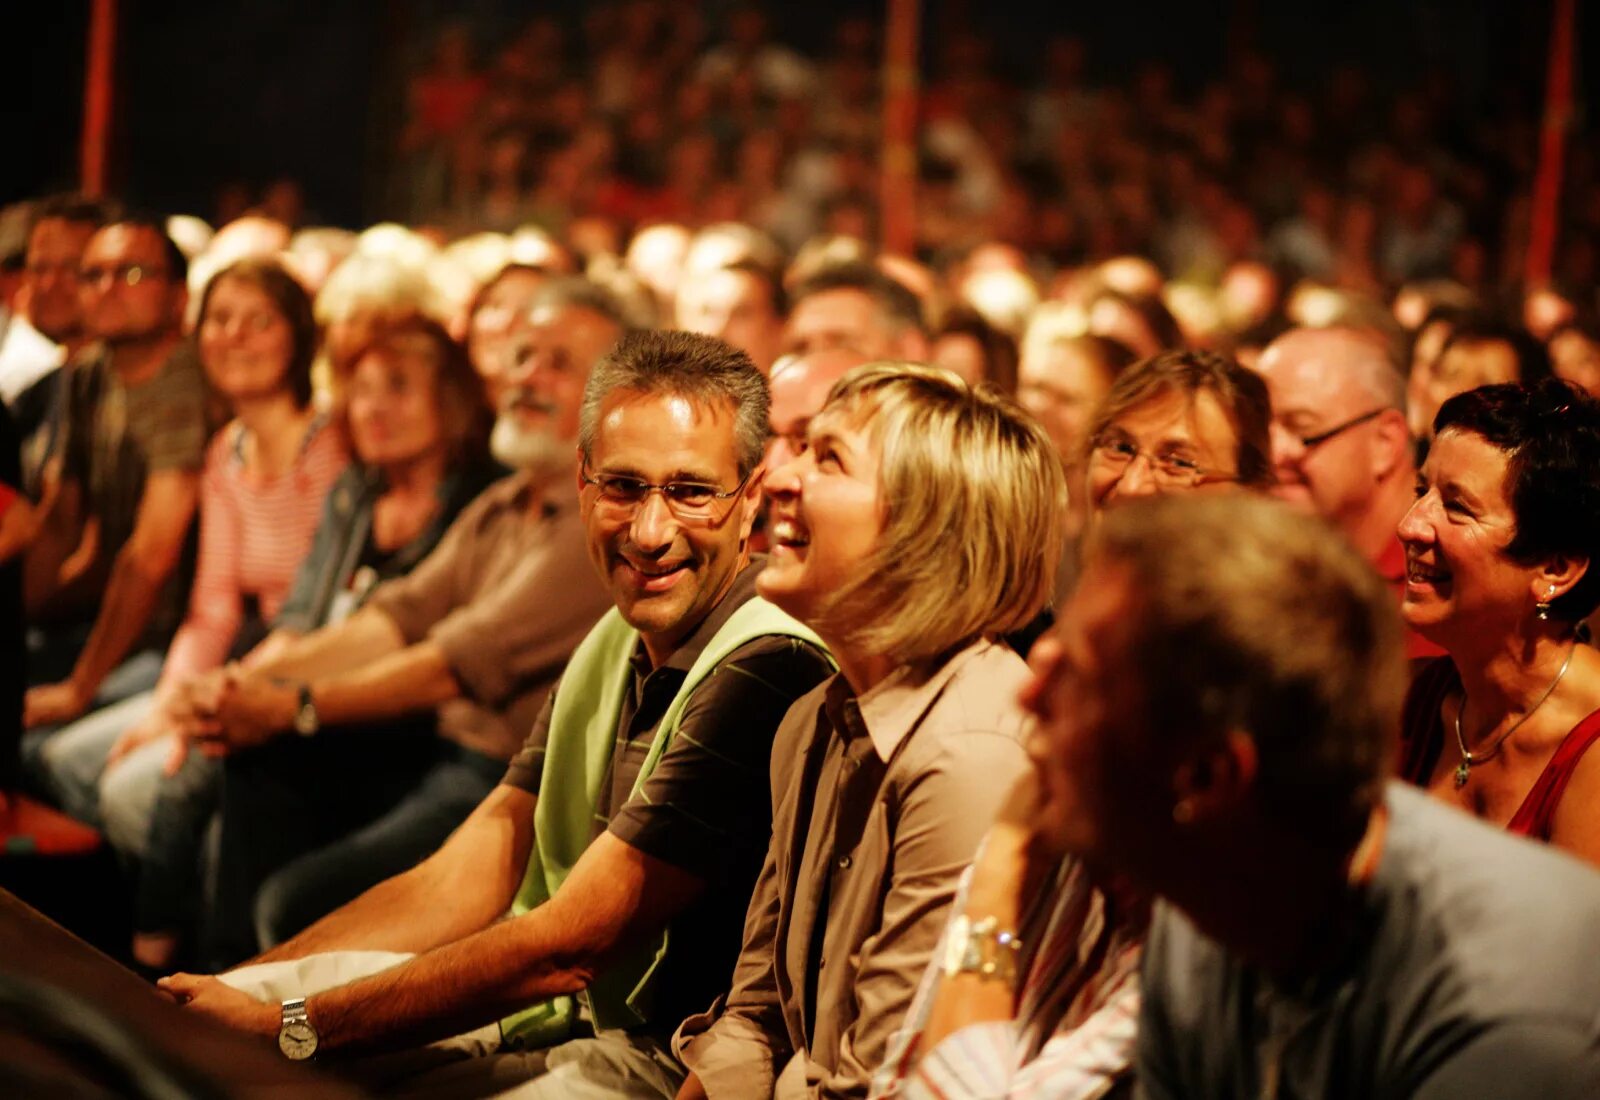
[
  {"xmin": 632, "ymin": 556, "xmax": 767, "ymax": 675},
  {"xmin": 850, "ymin": 637, "xmax": 995, "ymax": 763}
]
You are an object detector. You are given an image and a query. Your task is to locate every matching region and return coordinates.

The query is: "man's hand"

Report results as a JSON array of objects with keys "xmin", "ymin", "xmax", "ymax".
[
  {"xmin": 23, "ymin": 679, "xmax": 91, "ymax": 729},
  {"xmin": 106, "ymin": 707, "xmax": 173, "ymax": 770},
  {"xmin": 158, "ymin": 973, "xmax": 278, "ymax": 1038},
  {"xmin": 193, "ymin": 671, "xmax": 298, "ymax": 753}
]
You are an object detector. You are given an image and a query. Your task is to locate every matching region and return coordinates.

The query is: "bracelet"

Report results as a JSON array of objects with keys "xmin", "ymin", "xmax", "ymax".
[{"xmin": 942, "ymin": 914, "xmax": 1023, "ymax": 987}]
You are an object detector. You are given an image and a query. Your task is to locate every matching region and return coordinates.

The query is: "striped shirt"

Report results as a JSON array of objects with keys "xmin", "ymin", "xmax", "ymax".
[
  {"xmin": 871, "ymin": 849, "xmax": 1146, "ymax": 1100},
  {"xmin": 158, "ymin": 417, "xmax": 347, "ymax": 688}
]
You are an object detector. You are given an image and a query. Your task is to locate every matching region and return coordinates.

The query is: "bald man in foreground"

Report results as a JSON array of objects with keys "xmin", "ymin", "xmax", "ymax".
[{"xmin": 1255, "ymin": 326, "xmax": 1442, "ymax": 659}]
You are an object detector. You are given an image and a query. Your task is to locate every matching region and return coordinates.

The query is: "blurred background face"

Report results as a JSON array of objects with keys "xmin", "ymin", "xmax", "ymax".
[
  {"xmin": 1550, "ymin": 329, "xmax": 1600, "ymax": 397},
  {"xmin": 467, "ymin": 267, "xmax": 548, "ymax": 406},
  {"xmin": 78, "ymin": 225, "xmax": 183, "ymax": 345},
  {"xmin": 1018, "ymin": 341, "xmax": 1116, "ymax": 467},
  {"xmin": 24, "ymin": 217, "xmax": 98, "ymax": 343},
  {"xmin": 1256, "ymin": 337, "xmax": 1388, "ymax": 524},
  {"xmin": 198, "ymin": 274, "xmax": 294, "ymax": 402},
  {"xmin": 676, "ymin": 268, "xmax": 782, "ymax": 374},
  {"xmin": 1086, "ymin": 389, "xmax": 1241, "ymax": 514},
  {"xmin": 490, "ymin": 302, "xmax": 618, "ymax": 474},
  {"xmin": 784, "ymin": 288, "xmax": 895, "ymax": 358},
  {"xmin": 931, "ymin": 331, "xmax": 986, "ymax": 384},
  {"xmin": 344, "ymin": 345, "xmax": 445, "ymax": 468},
  {"xmin": 1415, "ymin": 339, "xmax": 1518, "ymax": 440}
]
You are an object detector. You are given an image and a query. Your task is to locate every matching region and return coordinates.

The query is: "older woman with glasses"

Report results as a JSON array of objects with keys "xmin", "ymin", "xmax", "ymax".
[
  {"xmin": 1084, "ymin": 348, "xmax": 1275, "ymax": 513},
  {"xmin": 1398, "ymin": 379, "xmax": 1600, "ymax": 867}
]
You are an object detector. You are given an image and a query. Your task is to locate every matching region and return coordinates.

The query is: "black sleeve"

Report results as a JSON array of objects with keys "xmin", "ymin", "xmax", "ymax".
[
  {"xmin": 608, "ymin": 636, "xmax": 835, "ymax": 880},
  {"xmin": 501, "ymin": 682, "xmax": 558, "ymax": 794}
]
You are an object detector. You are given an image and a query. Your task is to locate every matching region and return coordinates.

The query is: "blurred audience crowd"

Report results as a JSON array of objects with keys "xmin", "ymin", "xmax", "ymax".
[{"xmin": 3, "ymin": 3, "xmax": 1600, "ymax": 1098}]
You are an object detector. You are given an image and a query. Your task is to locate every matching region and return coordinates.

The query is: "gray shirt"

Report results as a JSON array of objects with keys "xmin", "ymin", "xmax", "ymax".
[{"xmin": 1137, "ymin": 782, "xmax": 1600, "ymax": 1100}]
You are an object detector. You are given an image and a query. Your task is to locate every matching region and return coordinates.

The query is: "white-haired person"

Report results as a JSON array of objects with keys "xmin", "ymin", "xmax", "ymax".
[{"xmin": 674, "ymin": 364, "xmax": 1063, "ymax": 1099}]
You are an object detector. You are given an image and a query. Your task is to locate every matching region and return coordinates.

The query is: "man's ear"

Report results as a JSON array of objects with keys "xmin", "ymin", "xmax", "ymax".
[
  {"xmin": 1369, "ymin": 408, "xmax": 1411, "ymax": 482},
  {"xmin": 1172, "ymin": 729, "xmax": 1258, "ymax": 826},
  {"xmin": 738, "ymin": 462, "xmax": 765, "ymax": 540}
]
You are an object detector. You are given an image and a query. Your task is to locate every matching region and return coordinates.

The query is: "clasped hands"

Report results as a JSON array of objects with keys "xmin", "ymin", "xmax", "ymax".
[{"xmin": 163, "ymin": 666, "xmax": 302, "ymax": 759}]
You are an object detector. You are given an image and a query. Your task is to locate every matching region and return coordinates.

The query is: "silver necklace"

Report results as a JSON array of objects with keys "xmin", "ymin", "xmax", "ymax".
[{"xmin": 1452, "ymin": 644, "xmax": 1576, "ymax": 789}]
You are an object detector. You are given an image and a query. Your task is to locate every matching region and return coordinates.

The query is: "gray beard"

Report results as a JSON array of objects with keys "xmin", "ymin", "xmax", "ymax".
[{"xmin": 490, "ymin": 415, "xmax": 572, "ymax": 480}]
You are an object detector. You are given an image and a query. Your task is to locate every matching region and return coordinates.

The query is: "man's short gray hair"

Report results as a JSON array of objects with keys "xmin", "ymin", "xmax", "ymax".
[{"xmin": 579, "ymin": 331, "xmax": 770, "ymax": 478}]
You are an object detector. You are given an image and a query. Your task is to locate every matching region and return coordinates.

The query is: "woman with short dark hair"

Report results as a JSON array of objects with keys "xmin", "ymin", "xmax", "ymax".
[{"xmin": 1398, "ymin": 378, "xmax": 1600, "ymax": 866}]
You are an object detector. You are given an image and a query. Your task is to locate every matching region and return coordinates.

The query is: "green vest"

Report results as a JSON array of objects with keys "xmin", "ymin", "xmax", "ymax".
[{"xmin": 499, "ymin": 595, "xmax": 827, "ymax": 1047}]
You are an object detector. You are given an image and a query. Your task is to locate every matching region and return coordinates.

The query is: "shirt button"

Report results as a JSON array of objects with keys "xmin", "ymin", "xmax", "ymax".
[{"xmin": 837, "ymin": 854, "xmax": 852, "ymax": 869}]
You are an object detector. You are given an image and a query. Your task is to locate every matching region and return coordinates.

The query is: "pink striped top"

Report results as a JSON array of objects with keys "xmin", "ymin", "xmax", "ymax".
[{"xmin": 158, "ymin": 417, "xmax": 348, "ymax": 689}]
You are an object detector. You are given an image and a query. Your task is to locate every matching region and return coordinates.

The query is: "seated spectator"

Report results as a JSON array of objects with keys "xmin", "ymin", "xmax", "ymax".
[
  {"xmin": 162, "ymin": 331, "xmax": 834, "ymax": 1100},
  {"xmin": 1408, "ymin": 317, "xmax": 1551, "ymax": 445},
  {"xmin": 23, "ymin": 218, "xmax": 209, "ymax": 728},
  {"xmin": 1256, "ymin": 326, "xmax": 1444, "ymax": 659},
  {"xmin": 765, "ymin": 348, "xmax": 872, "ymax": 470},
  {"xmin": 1548, "ymin": 317, "xmax": 1600, "ymax": 397},
  {"xmin": 0, "ymin": 195, "xmax": 113, "ymax": 493},
  {"xmin": 1398, "ymin": 380, "xmax": 1600, "ymax": 866},
  {"xmin": 180, "ymin": 279, "xmax": 624, "ymax": 967},
  {"xmin": 1016, "ymin": 307, "xmax": 1134, "ymax": 476},
  {"xmin": 125, "ymin": 312, "xmax": 498, "ymax": 973},
  {"xmin": 676, "ymin": 259, "xmax": 787, "ymax": 375},
  {"xmin": 674, "ymin": 364, "xmax": 1060, "ymax": 1099},
  {"xmin": 1082, "ymin": 349, "xmax": 1274, "ymax": 520},
  {"xmin": 464, "ymin": 262, "xmax": 553, "ymax": 404},
  {"xmin": 930, "ymin": 304, "xmax": 1018, "ymax": 392},
  {"xmin": 29, "ymin": 258, "xmax": 346, "ymax": 864},
  {"xmin": 783, "ymin": 262, "xmax": 930, "ymax": 361},
  {"xmin": 1036, "ymin": 492, "xmax": 1600, "ymax": 1099}
]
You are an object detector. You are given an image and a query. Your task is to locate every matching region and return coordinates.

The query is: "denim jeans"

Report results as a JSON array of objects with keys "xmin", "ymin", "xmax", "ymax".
[
  {"xmin": 20, "ymin": 651, "xmax": 165, "ymax": 826},
  {"xmin": 205, "ymin": 719, "xmax": 503, "ymax": 969}
]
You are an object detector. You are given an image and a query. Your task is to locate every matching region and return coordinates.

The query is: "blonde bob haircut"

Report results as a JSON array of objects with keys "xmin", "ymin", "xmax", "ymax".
[{"xmin": 816, "ymin": 363, "xmax": 1066, "ymax": 665}]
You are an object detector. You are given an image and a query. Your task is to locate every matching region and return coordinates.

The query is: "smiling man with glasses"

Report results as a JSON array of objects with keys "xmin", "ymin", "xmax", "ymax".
[
  {"xmin": 165, "ymin": 329, "xmax": 834, "ymax": 1100},
  {"xmin": 1256, "ymin": 326, "xmax": 1443, "ymax": 658},
  {"xmin": 21, "ymin": 217, "xmax": 208, "ymax": 735}
]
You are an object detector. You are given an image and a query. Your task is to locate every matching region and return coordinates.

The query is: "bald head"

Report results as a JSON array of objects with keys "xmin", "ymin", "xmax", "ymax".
[
  {"xmin": 1255, "ymin": 326, "xmax": 1414, "ymax": 558},
  {"xmin": 767, "ymin": 347, "xmax": 872, "ymax": 468}
]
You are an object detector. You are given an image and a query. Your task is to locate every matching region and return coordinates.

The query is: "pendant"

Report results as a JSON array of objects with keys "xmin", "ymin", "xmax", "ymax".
[{"xmin": 1454, "ymin": 759, "xmax": 1471, "ymax": 789}]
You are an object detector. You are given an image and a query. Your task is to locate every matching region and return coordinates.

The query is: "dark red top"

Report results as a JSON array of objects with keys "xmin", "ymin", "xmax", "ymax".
[{"xmin": 1400, "ymin": 656, "xmax": 1600, "ymax": 841}]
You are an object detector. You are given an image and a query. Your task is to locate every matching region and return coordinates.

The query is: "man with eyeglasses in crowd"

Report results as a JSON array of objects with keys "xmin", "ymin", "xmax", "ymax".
[
  {"xmin": 163, "ymin": 329, "xmax": 834, "ymax": 1100},
  {"xmin": 0, "ymin": 195, "xmax": 115, "ymax": 493},
  {"xmin": 22, "ymin": 217, "xmax": 209, "ymax": 735},
  {"xmin": 1255, "ymin": 326, "xmax": 1444, "ymax": 659}
]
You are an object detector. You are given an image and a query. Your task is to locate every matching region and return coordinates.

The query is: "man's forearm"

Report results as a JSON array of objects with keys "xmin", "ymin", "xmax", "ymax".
[
  {"xmin": 245, "ymin": 859, "xmax": 503, "ymax": 966},
  {"xmin": 311, "ymin": 641, "xmax": 461, "ymax": 728},
  {"xmin": 70, "ymin": 549, "xmax": 167, "ymax": 698},
  {"xmin": 248, "ymin": 608, "xmax": 405, "ymax": 681},
  {"xmin": 307, "ymin": 907, "xmax": 596, "ymax": 1053}
]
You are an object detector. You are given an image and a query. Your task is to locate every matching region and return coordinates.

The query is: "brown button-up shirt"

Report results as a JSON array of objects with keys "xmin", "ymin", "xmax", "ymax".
[
  {"xmin": 366, "ymin": 470, "xmax": 610, "ymax": 761},
  {"xmin": 675, "ymin": 638, "xmax": 1033, "ymax": 1099}
]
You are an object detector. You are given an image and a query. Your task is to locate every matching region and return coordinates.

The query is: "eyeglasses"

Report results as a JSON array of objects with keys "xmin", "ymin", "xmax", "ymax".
[
  {"xmin": 1290, "ymin": 407, "xmax": 1389, "ymax": 449},
  {"xmin": 581, "ymin": 465, "xmax": 755, "ymax": 523},
  {"xmin": 1089, "ymin": 430, "xmax": 1237, "ymax": 488},
  {"xmin": 78, "ymin": 263, "xmax": 168, "ymax": 288}
]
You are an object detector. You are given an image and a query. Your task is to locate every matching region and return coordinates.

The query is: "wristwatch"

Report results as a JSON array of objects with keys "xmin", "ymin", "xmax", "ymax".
[
  {"xmin": 278, "ymin": 997, "xmax": 319, "ymax": 1060},
  {"xmin": 292, "ymin": 683, "xmax": 320, "ymax": 737},
  {"xmin": 941, "ymin": 914, "xmax": 1022, "ymax": 987}
]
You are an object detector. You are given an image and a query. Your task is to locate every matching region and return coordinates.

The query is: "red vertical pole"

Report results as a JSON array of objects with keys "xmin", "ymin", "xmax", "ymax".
[
  {"xmin": 881, "ymin": 0, "xmax": 920, "ymax": 256},
  {"xmin": 1524, "ymin": 0, "xmax": 1574, "ymax": 287},
  {"xmin": 80, "ymin": 0, "xmax": 117, "ymax": 198}
]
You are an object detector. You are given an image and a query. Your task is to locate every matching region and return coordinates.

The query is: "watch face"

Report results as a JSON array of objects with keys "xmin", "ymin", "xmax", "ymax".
[{"xmin": 278, "ymin": 1020, "xmax": 318, "ymax": 1060}]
